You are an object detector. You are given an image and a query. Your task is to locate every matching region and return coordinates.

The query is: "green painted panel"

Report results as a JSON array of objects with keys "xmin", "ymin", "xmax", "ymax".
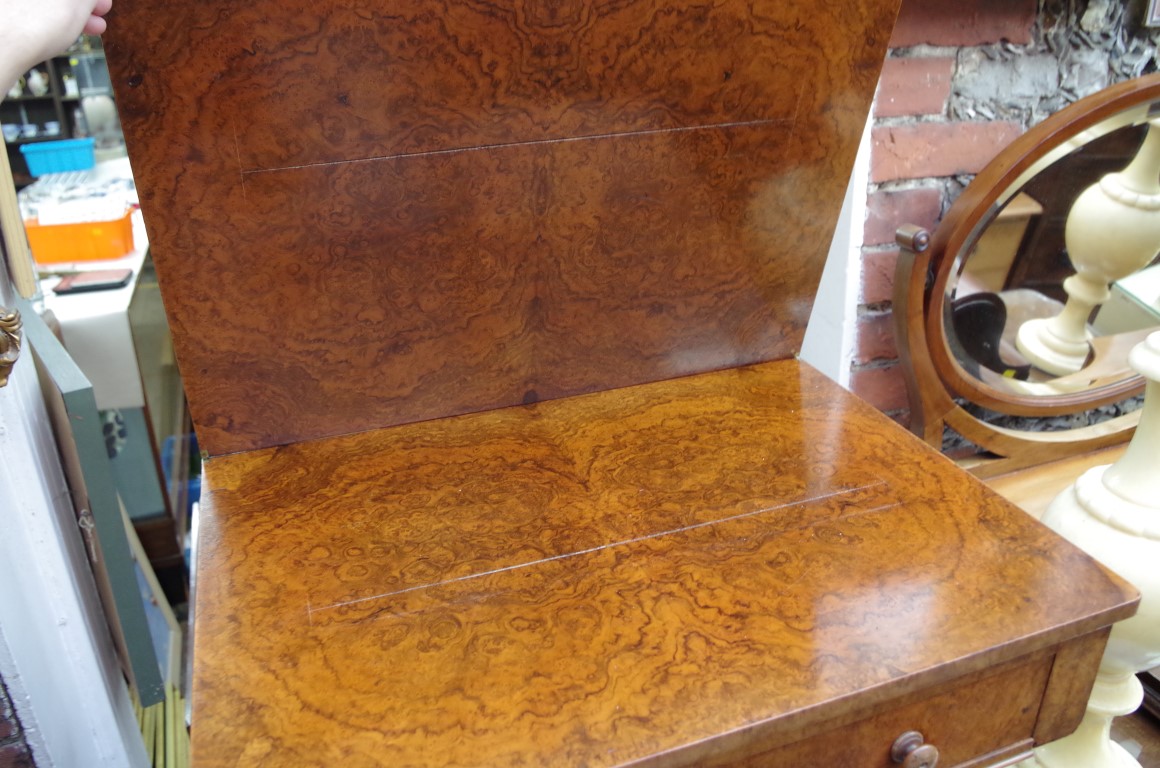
[{"xmin": 22, "ymin": 300, "xmax": 165, "ymax": 707}]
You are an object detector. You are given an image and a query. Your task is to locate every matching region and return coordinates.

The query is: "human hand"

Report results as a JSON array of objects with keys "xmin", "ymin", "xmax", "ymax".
[
  {"xmin": 1, "ymin": 0, "xmax": 112, "ymax": 92},
  {"xmin": 83, "ymin": 0, "xmax": 113, "ymax": 35}
]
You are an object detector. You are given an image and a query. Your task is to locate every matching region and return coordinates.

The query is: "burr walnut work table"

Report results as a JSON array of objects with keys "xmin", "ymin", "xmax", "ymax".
[
  {"xmin": 97, "ymin": 0, "xmax": 1137, "ymax": 763},
  {"xmin": 193, "ymin": 360, "xmax": 1137, "ymax": 767}
]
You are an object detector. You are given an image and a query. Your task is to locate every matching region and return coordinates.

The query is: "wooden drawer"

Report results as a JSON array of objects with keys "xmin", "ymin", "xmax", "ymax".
[
  {"xmin": 725, "ymin": 653, "xmax": 1050, "ymax": 768},
  {"xmin": 692, "ymin": 629, "xmax": 1112, "ymax": 768}
]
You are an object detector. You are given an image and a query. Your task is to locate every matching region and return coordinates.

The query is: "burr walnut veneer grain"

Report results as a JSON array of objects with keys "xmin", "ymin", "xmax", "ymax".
[
  {"xmin": 104, "ymin": 0, "xmax": 899, "ymax": 456},
  {"xmin": 193, "ymin": 361, "xmax": 1136, "ymax": 767}
]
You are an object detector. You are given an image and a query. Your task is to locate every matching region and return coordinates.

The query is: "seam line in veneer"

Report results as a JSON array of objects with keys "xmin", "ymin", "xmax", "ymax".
[
  {"xmin": 306, "ymin": 481, "xmax": 896, "ymax": 620},
  {"xmin": 241, "ymin": 117, "xmax": 795, "ymax": 177},
  {"xmin": 788, "ymin": 79, "xmax": 805, "ymax": 145},
  {"xmin": 232, "ymin": 123, "xmax": 247, "ymax": 201}
]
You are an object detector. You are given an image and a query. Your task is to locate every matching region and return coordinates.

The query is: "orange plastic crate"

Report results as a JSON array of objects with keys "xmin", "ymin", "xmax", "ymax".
[{"xmin": 24, "ymin": 210, "xmax": 134, "ymax": 265}]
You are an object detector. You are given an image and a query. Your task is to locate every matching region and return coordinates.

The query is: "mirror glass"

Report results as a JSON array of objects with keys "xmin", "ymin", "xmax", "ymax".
[{"xmin": 945, "ymin": 100, "xmax": 1160, "ymax": 399}]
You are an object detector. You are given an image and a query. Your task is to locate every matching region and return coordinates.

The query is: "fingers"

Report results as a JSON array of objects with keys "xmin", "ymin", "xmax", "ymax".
[
  {"xmin": 84, "ymin": 0, "xmax": 111, "ymax": 35},
  {"xmin": 83, "ymin": 14, "xmax": 107, "ymax": 35}
]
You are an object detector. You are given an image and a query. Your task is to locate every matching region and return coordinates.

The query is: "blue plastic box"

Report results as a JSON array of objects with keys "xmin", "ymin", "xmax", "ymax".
[{"xmin": 19, "ymin": 138, "xmax": 95, "ymax": 176}]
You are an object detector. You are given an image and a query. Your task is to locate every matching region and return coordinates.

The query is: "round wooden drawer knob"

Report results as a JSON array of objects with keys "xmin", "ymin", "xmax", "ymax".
[{"xmin": 891, "ymin": 730, "xmax": 939, "ymax": 768}]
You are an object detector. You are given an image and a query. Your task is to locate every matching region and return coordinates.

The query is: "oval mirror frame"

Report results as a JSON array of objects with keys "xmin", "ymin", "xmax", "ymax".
[{"xmin": 924, "ymin": 73, "xmax": 1160, "ymax": 418}]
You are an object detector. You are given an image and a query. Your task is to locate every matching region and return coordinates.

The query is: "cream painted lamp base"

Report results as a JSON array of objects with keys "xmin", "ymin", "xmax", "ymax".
[
  {"xmin": 1023, "ymin": 671, "xmax": 1142, "ymax": 768},
  {"xmin": 1021, "ymin": 332, "xmax": 1160, "ymax": 768}
]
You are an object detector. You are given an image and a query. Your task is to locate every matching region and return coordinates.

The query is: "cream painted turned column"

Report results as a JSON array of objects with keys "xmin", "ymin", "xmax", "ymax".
[
  {"xmin": 1017, "ymin": 119, "xmax": 1160, "ymax": 376},
  {"xmin": 1025, "ymin": 331, "xmax": 1160, "ymax": 768}
]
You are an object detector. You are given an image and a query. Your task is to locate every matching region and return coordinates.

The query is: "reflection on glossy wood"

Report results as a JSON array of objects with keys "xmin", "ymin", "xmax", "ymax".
[
  {"xmin": 192, "ymin": 360, "xmax": 1137, "ymax": 767},
  {"xmin": 103, "ymin": 0, "xmax": 898, "ymax": 455}
]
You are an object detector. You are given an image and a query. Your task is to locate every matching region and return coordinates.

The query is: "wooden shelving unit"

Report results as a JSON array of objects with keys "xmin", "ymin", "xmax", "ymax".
[{"xmin": 2, "ymin": 38, "xmax": 110, "ymax": 188}]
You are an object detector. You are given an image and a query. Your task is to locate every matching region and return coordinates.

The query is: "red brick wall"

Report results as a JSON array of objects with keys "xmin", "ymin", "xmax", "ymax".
[
  {"xmin": 849, "ymin": 0, "xmax": 1038, "ymax": 418},
  {"xmin": 0, "ymin": 676, "xmax": 35, "ymax": 768}
]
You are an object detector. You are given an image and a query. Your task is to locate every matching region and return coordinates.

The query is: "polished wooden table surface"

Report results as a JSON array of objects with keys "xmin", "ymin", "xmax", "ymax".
[{"xmin": 193, "ymin": 360, "xmax": 1137, "ymax": 767}]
